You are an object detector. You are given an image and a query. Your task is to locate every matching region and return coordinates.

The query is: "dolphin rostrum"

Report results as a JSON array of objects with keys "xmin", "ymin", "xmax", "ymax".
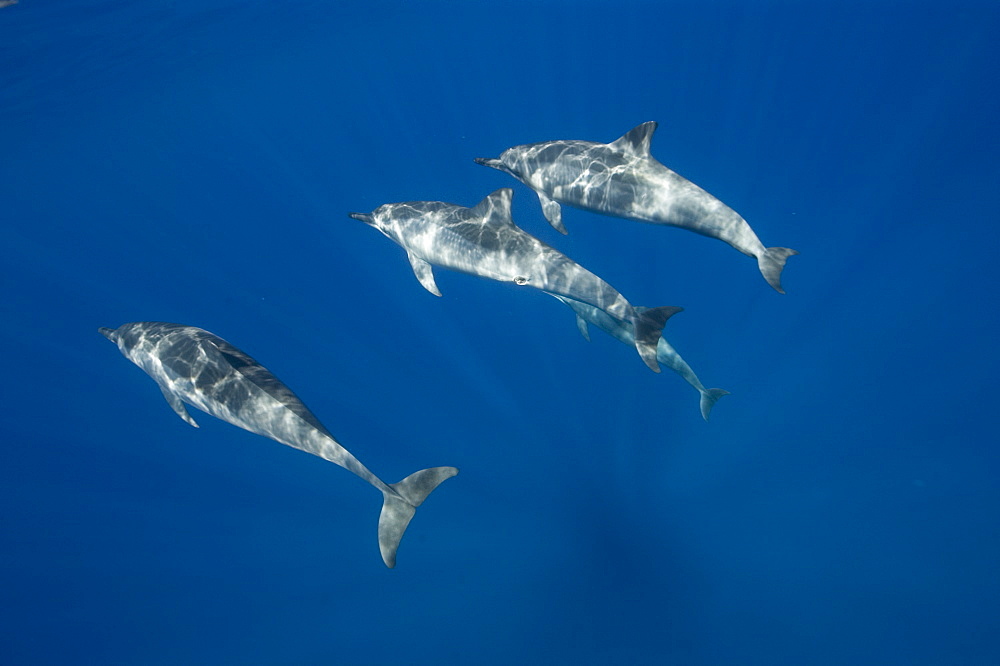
[
  {"xmin": 350, "ymin": 188, "xmax": 680, "ymax": 372},
  {"xmin": 99, "ymin": 322, "xmax": 457, "ymax": 568},
  {"xmin": 475, "ymin": 122, "xmax": 798, "ymax": 293},
  {"xmin": 550, "ymin": 295, "xmax": 728, "ymax": 421}
]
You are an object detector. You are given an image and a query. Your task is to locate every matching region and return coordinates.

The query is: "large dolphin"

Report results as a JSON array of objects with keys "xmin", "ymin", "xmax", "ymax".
[
  {"xmin": 350, "ymin": 188, "xmax": 680, "ymax": 373},
  {"xmin": 99, "ymin": 322, "xmax": 457, "ymax": 568},
  {"xmin": 550, "ymin": 295, "xmax": 728, "ymax": 421},
  {"xmin": 475, "ymin": 122, "xmax": 798, "ymax": 293}
]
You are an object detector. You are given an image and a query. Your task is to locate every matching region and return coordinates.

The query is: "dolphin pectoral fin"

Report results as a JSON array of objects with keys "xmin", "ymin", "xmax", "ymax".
[
  {"xmin": 537, "ymin": 192, "xmax": 567, "ymax": 235},
  {"xmin": 406, "ymin": 252, "xmax": 442, "ymax": 296},
  {"xmin": 378, "ymin": 466, "xmax": 458, "ymax": 568},
  {"xmin": 758, "ymin": 247, "xmax": 798, "ymax": 294},
  {"xmin": 632, "ymin": 305, "xmax": 684, "ymax": 373},
  {"xmin": 699, "ymin": 388, "xmax": 730, "ymax": 422},
  {"xmin": 159, "ymin": 385, "xmax": 199, "ymax": 428},
  {"xmin": 574, "ymin": 313, "xmax": 591, "ymax": 342}
]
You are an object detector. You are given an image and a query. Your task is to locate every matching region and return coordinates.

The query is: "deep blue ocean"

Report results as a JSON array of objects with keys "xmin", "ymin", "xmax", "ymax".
[{"xmin": 3, "ymin": 2, "xmax": 999, "ymax": 664}]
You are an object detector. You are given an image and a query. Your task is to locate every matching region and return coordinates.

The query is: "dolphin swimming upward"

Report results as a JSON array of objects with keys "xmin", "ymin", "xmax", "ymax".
[
  {"xmin": 550, "ymin": 295, "xmax": 729, "ymax": 421},
  {"xmin": 99, "ymin": 322, "xmax": 457, "ymax": 568},
  {"xmin": 475, "ymin": 122, "xmax": 798, "ymax": 293},
  {"xmin": 350, "ymin": 188, "xmax": 680, "ymax": 373}
]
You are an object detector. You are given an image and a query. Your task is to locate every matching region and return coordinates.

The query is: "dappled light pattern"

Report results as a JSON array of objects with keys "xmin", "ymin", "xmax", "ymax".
[{"xmin": 477, "ymin": 122, "xmax": 798, "ymax": 293}]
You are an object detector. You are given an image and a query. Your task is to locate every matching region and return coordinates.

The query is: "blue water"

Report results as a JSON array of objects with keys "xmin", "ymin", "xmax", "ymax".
[{"xmin": 3, "ymin": 2, "xmax": 999, "ymax": 664}]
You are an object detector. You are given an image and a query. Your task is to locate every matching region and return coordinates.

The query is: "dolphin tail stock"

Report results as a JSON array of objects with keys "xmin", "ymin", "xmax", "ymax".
[
  {"xmin": 699, "ymin": 388, "xmax": 730, "ymax": 422},
  {"xmin": 758, "ymin": 247, "xmax": 799, "ymax": 294},
  {"xmin": 377, "ymin": 466, "xmax": 458, "ymax": 568},
  {"xmin": 631, "ymin": 306, "xmax": 683, "ymax": 373}
]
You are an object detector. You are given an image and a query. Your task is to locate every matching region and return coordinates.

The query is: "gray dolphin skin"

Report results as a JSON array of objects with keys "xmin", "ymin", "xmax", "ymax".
[
  {"xmin": 475, "ymin": 122, "xmax": 798, "ymax": 293},
  {"xmin": 99, "ymin": 322, "xmax": 457, "ymax": 568},
  {"xmin": 550, "ymin": 295, "xmax": 728, "ymax": 421},
  {"xmin": 350, "ymin": 188, "xmax": 680, "ymax": 373}
]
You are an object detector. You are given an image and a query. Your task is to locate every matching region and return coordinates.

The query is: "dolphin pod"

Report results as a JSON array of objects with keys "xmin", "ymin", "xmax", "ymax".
[
  {"xmin": 475, "ymin": 121, "xmax": 798, "ymax": 294},
  {"xmin": 99, "ymin": 322, "xmax": 457, "ymax": 568},
  {"xmin": 100, "ymin": 121, "xmax": 797, "ymax": 567}
]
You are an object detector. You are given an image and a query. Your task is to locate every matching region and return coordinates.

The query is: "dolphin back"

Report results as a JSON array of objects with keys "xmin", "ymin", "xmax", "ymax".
[{"xmin": 207, "ymin": 336, "xmax": 333, "ymax": 437}]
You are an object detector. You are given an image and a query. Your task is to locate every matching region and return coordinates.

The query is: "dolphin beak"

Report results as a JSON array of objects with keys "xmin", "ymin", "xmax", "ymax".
[
  {"xmin": 98, "ymin": 326, "xmax": 118, "ymax": 342},
  {"xmin": 349, "ymin": 212, "xmax": 374, "ymax": 225},
  {"xmin": 474, "ymin": 157, "xmax": 504, "ymax": 171}
]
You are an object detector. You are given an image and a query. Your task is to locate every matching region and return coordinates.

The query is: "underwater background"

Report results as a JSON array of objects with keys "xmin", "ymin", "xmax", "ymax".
[{"xmin": 2, "ymin": 1, "xmax": 999, "ymax": 664}]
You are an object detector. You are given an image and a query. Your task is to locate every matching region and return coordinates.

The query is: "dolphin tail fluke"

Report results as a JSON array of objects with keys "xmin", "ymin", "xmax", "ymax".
[
  {"xmin": 699, "ymin": 388, "xmax": 730, "ymax": 422},
  {"xmin": 377, "ymin": 466, "xmax": 458, "ymax": 568},
  {"xmin": 632, "ymin": 306, "xmax": 683, "ymax": 373},
  {"xmin": 758, "ymin": 247, "xmax": 799, "ymax": 294}
]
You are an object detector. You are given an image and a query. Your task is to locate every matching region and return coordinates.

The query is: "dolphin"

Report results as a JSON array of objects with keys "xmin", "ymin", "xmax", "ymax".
[
  {"xmin": 350, "ymin": 188, "xmax": 680, "ymax": 373},
  {"xmin": 475, "ymin": 122, "xmax": 798, "ymax": 293},
  {"xmin": 99, "ymin": 322, "xmax": 457, "ymax": 568},
  {"xmin": 550, "ymin": 295, "xmax": 728, "ymax": 421}
]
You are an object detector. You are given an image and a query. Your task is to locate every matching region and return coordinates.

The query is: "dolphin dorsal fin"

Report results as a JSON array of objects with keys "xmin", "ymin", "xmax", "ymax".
[
  {"xmin": 470, "ymin": 188, "xmax": 514, "ymax": 225},
  {"xmin": 610, "ymin": 121, "xmax": 657, "ymax": 156}
]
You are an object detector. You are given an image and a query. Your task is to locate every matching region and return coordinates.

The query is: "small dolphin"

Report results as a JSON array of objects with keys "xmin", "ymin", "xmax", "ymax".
[
  {"xmin": 99, "ymin": 322, "xmax": 457, "ymax": 568},
  {"xmin": 475, "ymin": 122, "xmax": 798, "ymax": 293},
  {"xmin": 551, "ymin": 295, "xmax": 728, "ymax": 421},
  {"xmin": 350, "ymin": 188, "xmax": 680, "ymax": 372}
]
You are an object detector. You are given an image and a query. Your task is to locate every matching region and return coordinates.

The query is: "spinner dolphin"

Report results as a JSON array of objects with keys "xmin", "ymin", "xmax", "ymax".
[
  {"xmin": 550, "ymin": 295, "xmax": 728, "ymax": 420},
  {"xmin": 476, "ymin": 122, "xmax": 798, "ymax": 293},
  {"xmin": 99, "ymin": 322, "xmax": 457, "ymax": 568},
  {"xmin": 350, "ymin": 188, "xmax": 680, "ymax": 372}
]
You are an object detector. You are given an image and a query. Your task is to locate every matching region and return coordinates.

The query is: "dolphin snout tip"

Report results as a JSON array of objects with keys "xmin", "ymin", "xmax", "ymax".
[
  {"xmin": 475, "ymin": 157, "xmax": 508, "ymax": 173},
  {"xmin": 98, "ymin": 326, "xmax": 117, "ymax": 342}
]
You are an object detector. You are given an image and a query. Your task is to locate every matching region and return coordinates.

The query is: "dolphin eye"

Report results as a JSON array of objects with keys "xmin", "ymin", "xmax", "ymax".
[{"xmin": 513, "ymin": 275, "xmax": 529, "ymax": 285}]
